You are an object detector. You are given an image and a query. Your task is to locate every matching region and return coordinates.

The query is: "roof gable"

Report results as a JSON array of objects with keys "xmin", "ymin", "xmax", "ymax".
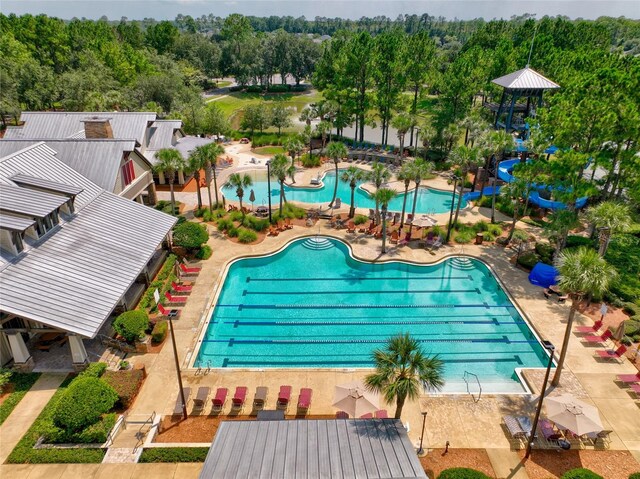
[{"xmin": 492, "ymin": 67, "xmax": 560, "ymax": 90}]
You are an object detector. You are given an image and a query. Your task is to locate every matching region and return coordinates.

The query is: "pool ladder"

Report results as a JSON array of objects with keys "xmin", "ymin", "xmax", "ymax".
[
  {"xmin": 463, "ymin": 371, "xmax": 482, "ymax": 403},
  {"xmin": 195, "ymin": 360, "xmax": 212, "ymax": 376}
]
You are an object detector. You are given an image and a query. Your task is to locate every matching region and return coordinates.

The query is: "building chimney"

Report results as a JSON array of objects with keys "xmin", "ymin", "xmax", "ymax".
[{"xmin": 82, "ymin": 117, "xmax": 113, "ymax": 139}]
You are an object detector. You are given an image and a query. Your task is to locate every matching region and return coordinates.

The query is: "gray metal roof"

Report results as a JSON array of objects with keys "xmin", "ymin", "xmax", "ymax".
[
  {"xmin": 0, "ymin": 213, "xmax": 35, "ymax": 232},
  {"xmin": 147, "ymin": 120, "xmax": 183, "ymax": 151},
  {"xmin": 11, "ymin": 173, "xmax": 83, "ymax": 196},
  {"xmin": 492, "ymin": 67, "xmax": 560, "ymax": 90},
  {"xmin": 174, "ymin": 136, "xmax": 218, "ymax": 159},
  {"xmin": 0, "ymin": 184, "xmax": 70, "ymax": 218},
  {"xmin": 4, "ymin": 112, "xmax": 157, "ymax": 145},
  {"xmin": 0, "ymin": 143, "xmax": 176, "ymax": 337},
  {"xmin": 199, "ymin": 419, "xmax": 427, "ymax": 479},
  {"xmin": 0, "ymin": 139, "xmax": 140, "ymax": 192}
]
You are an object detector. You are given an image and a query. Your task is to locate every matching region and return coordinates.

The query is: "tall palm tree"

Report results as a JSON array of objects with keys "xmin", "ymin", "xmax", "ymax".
[
  {"xmin": 500, "ymin": 177, "xmax": 530, "ymax": 244},
  {"xmin": 227, "ymin": 172, "xmax": 253, "ymax": 219},
  {"xmin": 195, "ymin": 143, "xmax": 225, "ymax": 210},
  {"xmin": 368, "ymin": 161, "xmax": 391, "ymax": 224},
  {"xmin": 327, "ymin": 141, "xmax": 348, "ymax": 208},
  {"xmin": 365, "ymin": 333, "xmax": 444, "ymax": 419},
  {"xmin": 449, "ymin": 145, "xmax": 482, "ymax": 227},
  {"xmin": 283, "ymin": 136, "xmax": 303, "ymax": 183},
  {"xmin": 551, "ymin": 247, "xmax": 617, "ymax": 387},
  {"xmin": 390, "ymin": 113, "xmax": 414, "ymax": 161},
  {"xmin": 269, "ymin": 154, "xmax": 295, "ymax": 216},
  {"xmin": 315, "ymin": 120, "xmax": 332, "ymax": 155},
  {"xmin": 374, "ymin": 187, "xmax": 397, "ymax": 254},
  {"xmin": 408, "ymin": 159, "xmax": 434, "ymax": 232},
  {"xmin": 340, "ymin": 166, "xmax": 365, "ymax": 218},
  {"xmin": 477, "ymin": 129, "xmax": 513, "ymax": 201},
  {"xmin": 299, "ymin": 107, "xmax": 316, "ymax": 158},
  {"xmin": 585, "ymin": 201, "xmax": 631, "ymax": 256},
  {"xmin": 153, "ymin": 148, "xmax": 187, "ymax": 215},
  {"xmin": 397, "ymin": 162, "xmax": 413, "ymax": 228},
  {"xmin": 187, "ymin": 149, "xmax": 206, "ymax": 209}
]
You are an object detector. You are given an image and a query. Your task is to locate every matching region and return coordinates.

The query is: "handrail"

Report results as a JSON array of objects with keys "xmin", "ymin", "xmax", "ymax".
[
  {"xmin": 463, "ymin": 371, "xmax": 482, "ymax": 403},
  {"xmin": 132, "ymin": 411, "xmax": 156, "ymax": 454}
]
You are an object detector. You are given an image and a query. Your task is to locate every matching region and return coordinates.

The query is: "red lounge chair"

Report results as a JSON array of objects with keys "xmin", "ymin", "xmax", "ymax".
[
  {"xmin": 596, "ymin": 345, "xmax": 627, "ymax": 362},
  {"xmin": 180, "ymin": 262, "xmax": 201, "ymax": 275},
  {"xmin": 172, "ymin": 281, "xmax": 192, "ymax": 294},
  {"xmin": 390, "ymin": 230, "xmax": 399, "ymax": 244},
  {"xmin": 347, "ymin": 221, "xmax": 356, "ymax": 233},
  {"xmin": 375, "ymin": 410, "xmax": 388, "ymax": 418},
  {"xmin": 360, "ymin": 413, "xmax": 373, "ymax": 419},
  {"xmin": 630, "ymin": 384, "xmax": 640, "ymax": 397},
  {"xmin": 584, "ymin": 329, "xmax": 613, "ymax": 344},
  {"xmin": 232, "ymin": 386, "xmax": 248, "ymax": 408},
  {"xmin": 616, "ymin": 372, "xmax": 640, "ymax": 383},
  {"xmin": 277, "ymin": 385, "xmax": 292, "ymax": 408},
  {"xmin": 336, "ymin": 411, "xmax": 349, "ymax": 419},
  {"xmin": 575, "ymin": 320, "xmax": 603, "ymax": 334},
  {"xmin": 165, "ymin": 291, "xmax": 187, "ymax": 304},
  {"xmin": 212, "ymin": 387, "xmax": 228, "ymax": 411},
  {"xmin": 297, "ymin": 388, "xmax": 312, "ymax": 410},
  {"xmin": 157, "ymin": 304, "xmax": 180, "ymax": 318}
]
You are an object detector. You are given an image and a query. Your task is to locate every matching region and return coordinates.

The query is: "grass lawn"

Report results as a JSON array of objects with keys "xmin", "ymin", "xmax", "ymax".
[
  {"xmin": 0, "ymin": 372, "xmax": 41, "ymax": 425},
  {"xmin": 252, "ymin": 145, "xmax": 286, "ymax": 155}
]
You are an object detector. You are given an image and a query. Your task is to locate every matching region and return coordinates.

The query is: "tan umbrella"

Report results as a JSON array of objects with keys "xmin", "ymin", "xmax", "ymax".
[
  {"xmin": 333, "ymin": 381, "xmax": 379, "ymax": 418},
  {"xmin": 546, "ymin": 394, "xmax": 603, "ymax": 436},
  {"xmin": 613, "ymin": 320, "xmax": 626, "ymax": 341},
  {"xmin": 412, "ymin": 215, "xmax": 437, "ymax": 228}
]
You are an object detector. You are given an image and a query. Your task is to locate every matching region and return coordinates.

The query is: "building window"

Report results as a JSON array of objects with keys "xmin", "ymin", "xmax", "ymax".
[{"xmin": 121, "ymin": 159, "xmax": 136, "ymax": 187}]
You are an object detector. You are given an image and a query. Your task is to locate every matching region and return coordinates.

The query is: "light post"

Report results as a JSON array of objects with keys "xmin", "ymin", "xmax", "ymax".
[
  {"xmin": 525, "ymin": 340, "xmax": 555, "ymax": 459},
  {"xmin": 490, "ymin": 156, "xmax": 503, "ymax": 224},
  {"xmin": 417, "ymin": 411, "xmax": 428, "ymax": 456},
  {"xmin": 168, "ymin": 317, "xmax": 188, "ymax": 421},
  {"xmin": 266, "ymin": 160, "xmax": 272, "ymax": 223},
  {"xmin": 445, "ymin": 175, "xmax": 460, "ymax": 243},
  {"xmin": 414, "ymin": 129, "xmax": 420, "ymax": 159}
]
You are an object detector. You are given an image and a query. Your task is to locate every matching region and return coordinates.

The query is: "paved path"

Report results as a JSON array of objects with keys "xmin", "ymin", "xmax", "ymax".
[
  {"xmin": 0, "ymin": 463, "xmax": 202, "ymax": 479},
  {"xmin": 0, "ymin": 373, "xmax": 65, "ymax": 463}
]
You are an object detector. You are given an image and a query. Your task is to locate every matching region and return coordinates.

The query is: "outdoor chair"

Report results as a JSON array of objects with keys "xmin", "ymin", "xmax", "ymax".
[
  {"xmin": 595, "ymin": 345, "xmax": 627, "ymax": 362},
  {"xmin": 375, "ymin": 410, "xmax": 388, "ymax": 418},
  {"xmin": 629, "ymin": 384, "xmax": 640, "ymax": 397},
  {"xmin": 406, "ymin": 214, "xmax": 413, "ymax": 225},
  {"xmin": 192, "ymin": 387, "xmax": 210, "ymax": 414},
  {"xmin": 232, "ymin": 386, "xmax": 248, "ymax": 409},
  {"xmin": 346, "ymin": 221, "xmax": 356, "ymax": 233},
  {"xmin": 503, "ymin": 415, "xmax": 527, "ymax": 439},
  {"xmin": 165, "ymin": 291, "xmax": 187, "ymax": 304},
  {"xmin": 616, "ymin": 372, "xmax": 640, "ymax": 383},
  {"xmin": 211, "ymin": 387, "xmax": 228, "ymax": 412},
  {"xmin": 297, "ymin": 388, "xmax": 313, "ymax": 411},
  {"xmin": 179, "ymin": 262, "xmax": 201, "ymax": 275},
  {"xmin": 335, "ymin": 411, "xmax": 349, "ymax": 419},
  {"xmin": 359, "ymin": 413, "xmax": 373, "ymax": 419},
  {"xmin": 390, "ymin": 230, "xmax": 399, "ymax": 244},
  {"xmin": 171, "ymin": 281, "xmax": 192, "ymax": 294},
  {"xmin": 253, "ymin": 386, "xmax": 268, "ymax": 410},
  {"xmin": 157, "ymin": 304, "xmax": 180, "ymax": 319},
  {"xmin": 575, "ymin": 320, "xmax": 603, "ymax": 334},
  {"xmin": 583, "ymin": 329, "xmax": 613, "ymax": 344},
  {"xmin": 174, "ymin": 387, "xmax": 191, "ymax": 416},
  {"xmin": 277, "ymin": 385, "xmax": 292, "ymax": 409},
  {"xmin": 284, "ymin": 218, "xmax": 293, "ymax": 229}
]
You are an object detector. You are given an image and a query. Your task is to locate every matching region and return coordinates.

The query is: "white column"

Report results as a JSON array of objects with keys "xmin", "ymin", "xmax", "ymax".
[
  {"xmin": 0, "ymin": 332, "xmax": 13, "ymax": 366},
  {"xmin": 177, "ymin": 170, "xmax": 185, "ymax": 185},
  {"xmin": 68, "ymin": 335, "xmax": 88, "ymax": 366},
  {"xmin": 7, "ymin": 333, "xmax": 31, "ymax": 364}
]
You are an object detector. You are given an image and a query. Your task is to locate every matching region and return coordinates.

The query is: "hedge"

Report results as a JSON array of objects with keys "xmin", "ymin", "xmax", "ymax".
[
  {"xmin": 173, "ymin": 222, "xmax": 209, "ymax": 251},
  {"xmin": 52, "ymin": 377, "xmax": 118, "ymax": 432},
  {"xmin": 139, "ymin": 447, "xmax": 209, "ymax": 463},
  {"xmin": 151, "ymin": 320, "xmax": 168, "ymax": 344},
  {"xmin": 138, "ymin": 254, "xmax": 178, "ymax": 310},
  {"xmin": 561, "ymin": 468, "xmax": 603, "ymax": 479},
  {"xmin": 7, "ymin": 376, "xmax": 106, "ymax": 463},
  {"xmin": 101, "ymin": 369, "xmax": 145, "ymax": 409},
  {"xmin": 0, "ymin": 372, "xmax": 41, "ymax": 425},
  {"xmin": 195, "ymin": 244, "xmax": 212, "ymax": 259},
  {"xmin": 78, "ymin": 362, "xmax": 107, "ymax": 379},
  {"xmin": 114, "ymin": 310, "xmax": 149, "ymax": 343},
  {"xmin": 517, "ymin": 251, "xmax": 540, "ymax": 270},
  {"xmin": 437, "ymin": 468, "xmax": 491, "ymax": 479}
]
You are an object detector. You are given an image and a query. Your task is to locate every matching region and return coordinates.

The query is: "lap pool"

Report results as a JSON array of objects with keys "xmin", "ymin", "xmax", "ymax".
[{"xmin": 195, "ymin": 237, "xmax": 549, "ymax": 392}]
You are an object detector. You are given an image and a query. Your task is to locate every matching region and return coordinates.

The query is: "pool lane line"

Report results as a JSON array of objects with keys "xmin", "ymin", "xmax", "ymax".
[
  {"xmin": 202, "ymin": 337, "xmax": 539, "ymax": 345},
  {"xmin": 221, "ymin": 303, "xmax": 517, "ymax": 310},
  {"xmin": 246, "ymin": 275, "xmax": 473, "ymax": 282},
  {"xmin": 225, "ymin": 319, "xmax": 527, "ymax": 326},
  {"xmin": 242, "ymin": 288, "xmax": 481, "ymax": 296}
]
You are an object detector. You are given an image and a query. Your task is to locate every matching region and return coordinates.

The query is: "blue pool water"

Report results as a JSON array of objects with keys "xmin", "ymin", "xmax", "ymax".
[
  {"xmin": 195, "ymin": 237, "xmax": 549, "ymax": 392},
  {"xmin": 222, "ymin": 169, "xmax": 466, "ymax": 214}
]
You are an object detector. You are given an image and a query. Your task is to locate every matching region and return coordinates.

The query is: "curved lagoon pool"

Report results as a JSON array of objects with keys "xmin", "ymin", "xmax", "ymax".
[{"xmin": 195, "ymin": 237, "xmax": 549, "ymax": 393}]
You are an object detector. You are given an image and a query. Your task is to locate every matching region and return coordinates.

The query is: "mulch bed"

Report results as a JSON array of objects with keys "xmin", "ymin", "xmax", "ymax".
[
  {"xmin": 420, "ymin": 448, "xmax": 496, "ymax": 478},
  {"xmin": 522, "ymin": 450, "xmax": 640, "ymax": 479}
]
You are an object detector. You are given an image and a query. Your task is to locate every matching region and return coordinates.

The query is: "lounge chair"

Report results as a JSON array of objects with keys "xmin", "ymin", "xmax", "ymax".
[
  {"xmin": 596, "ymin": 345, "xmax": 627, "ymax": 362},
  {"xmin": 629, "ymin": 384, "xmax": 640, "ymax": 397},
  {"xmin": 211, "ymin": 387, "xmax": 228, "ymax": 412},
  {"xmin": 503, "ymin": 415, "xmax": 527, "ymax": 438},
  {"xmin": 558, "ymin": 294, "xmax": 569, "ymax": 303},
  {"xmin": 253, "ymin": 386, "xmax": 268, "ymax": 410},
  {"xmin": 192, "ymin": 387, "xmax": 210, "ymax": 414},
  {"xmin": 174, "ymin": 387, "xmax": 191, "ymax": 415},
  {"xmin": 375, "ymin": 410, "xmax": 388, "ymax": 418},
  {"xmin": 346, "ymin": 221, "xmax": 356, "ymax": 233},
  {"xmin": 277, "ymin": 385, "xmax": 292, "ymax": 409},
  {"xmin": 165, "ymin": 291, "xmax": 187, "ymax": 304},
  {"xmin": 157, "ymin": 303, "xmax": 180, "ymax": 319},
  {"xmin": 616, "ymin": 372, "xmax": 640, "ymax": 383},
  {"xmin": 268, "ymin": 226, "xmax": 279, "ymax": 236},
  {"xmin": 575, "ymin": 320, "xmax": 603, "ymax": 334},
  {"xmin": 284, "ymin": 218, "xmax": 293, "ymax": 229},
  {"xmin": 583, "ymin": 329, "xmax": 613, "ymax": 344},
  {"xmin": 516, "ymin": 416, "xmax": 533, "ymax": 436},
  {"xmin": 277, "ymin": 220, "xmax": 286, "ymax": 232},
  {"xmin": 406, "ymin": 214, "xmax": 413, "ymax": 225},
  {"xmin": 336, "ymin": 411, "xmax": 349, "ymax": 419},
  {"xmin": 179, "ymin": 262, "xmax": 201, "ymax": 275},
  {"xmin": 171, "ymin": 281, "xmax": 192, "ymax": 294},
  {"xmin": 297, "ymin": 388, "xmax": 312, "ymax": 411},
  {"xmin": 232, "ymin": 386, "xmax": 248, "ymax": 409},
  {"xmin": 360, "ymin": 413, "xmax": 373, "ymax": 419}
]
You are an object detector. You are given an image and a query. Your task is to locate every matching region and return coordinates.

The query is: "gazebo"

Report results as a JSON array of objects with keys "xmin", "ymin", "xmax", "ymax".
[{"xmin": 485, "ymin": 66, "xmax": 560, "ymax": 133}]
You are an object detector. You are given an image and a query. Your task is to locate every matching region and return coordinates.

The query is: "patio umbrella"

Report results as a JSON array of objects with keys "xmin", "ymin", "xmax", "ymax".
[
  {"xmin": 545, "ymin": 394, "xmax": 603, "ymax": 436},
  {"xmin": 412, "ymin": 215, "xmax": 437, "ymax": 228},
  {"xmin": 249, "ymin": 189, "xmax": 255, "ymax": 211},
  {"xmin": 333, "ymin": 381, "xmax": 379, "ymax": 418},
  {"xmin": 613, "ymin": 320, "xmax": 626, "ymax": 341}
]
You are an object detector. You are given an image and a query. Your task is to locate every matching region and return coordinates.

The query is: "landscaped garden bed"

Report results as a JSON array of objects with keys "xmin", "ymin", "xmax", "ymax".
[
  {"xmin": 0, "ymin": 371, "xmax": 41, "ymax": 425},
  {"xmin": 521, "ymin": 450, "xmax": 640, "ymax": 479},
  {"xmin": 420, "ymin": 449, "xmax": 496, "ymax": 478}
]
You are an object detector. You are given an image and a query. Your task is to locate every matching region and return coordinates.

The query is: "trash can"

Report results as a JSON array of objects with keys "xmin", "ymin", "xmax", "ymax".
[{"xmin": 475, "ymin": 233, "xmax": 484, "ymax": 245}]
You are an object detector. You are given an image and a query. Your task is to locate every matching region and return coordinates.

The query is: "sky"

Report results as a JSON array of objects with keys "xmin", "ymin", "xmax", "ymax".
[{"xmin": 2, "ymin": 0, "xmax": 639, "ymax": 21}]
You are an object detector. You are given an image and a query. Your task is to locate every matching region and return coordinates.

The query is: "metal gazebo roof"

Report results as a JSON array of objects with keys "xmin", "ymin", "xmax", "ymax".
[{"xmin": 492, "ymin": 67, "xmax": 560, "ymax": 90}]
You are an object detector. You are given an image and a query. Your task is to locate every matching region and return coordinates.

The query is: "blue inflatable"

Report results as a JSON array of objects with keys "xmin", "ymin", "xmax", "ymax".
[{"xmin": 528, "ymin": 262, "xmax": 559, "ymax": 288}]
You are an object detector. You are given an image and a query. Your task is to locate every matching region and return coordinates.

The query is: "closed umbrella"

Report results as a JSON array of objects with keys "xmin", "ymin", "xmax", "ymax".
[
  {"xmin": 613, "ymin": 320, "xmax": 626, "ymax": 341},
  {"xmin": 546, "ymin": 394, "xmax": 603, "ymax": 436},
  {"xmin": 249, "ymin": 189, "xmax": 256, "ymax": 211},
  {"xmin": 333, "ymin": 381, "xmax": 379, "ymax": 418}
]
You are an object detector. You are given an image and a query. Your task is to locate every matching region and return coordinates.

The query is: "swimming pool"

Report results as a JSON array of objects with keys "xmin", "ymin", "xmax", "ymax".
[
  {"xmin": 195, "ymin": 237, "xmax": 549, "ymax": 392},
  {"xmin": 222, "ymin": 169, "xmax": 466, "ymax": 214}
]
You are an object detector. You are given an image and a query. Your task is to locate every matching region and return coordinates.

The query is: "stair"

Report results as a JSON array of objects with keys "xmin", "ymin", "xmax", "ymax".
[
  {"xmin": 102, "ymin": 447, "xmax": 143, "ymax": 464},
  {"xmin": 301, "ymin": 237, "xmax": 334, "ymax": 251},
  {"xmin": 448, "ymin": 257, "xmax": 476, "ymax": 271}
]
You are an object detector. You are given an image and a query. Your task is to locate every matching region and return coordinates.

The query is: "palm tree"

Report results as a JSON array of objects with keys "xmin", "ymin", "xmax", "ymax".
[
  {"xmin": 340, "ymin": 166, "xmax": 365, "ymax": 218},
  {"xmin": 269, "ymin": 154, "xmax": 295, "ymax": 216},
  {"xmin": 227, "ymin": 172, "xmax": 253, "ymax": 219},
  {"xmin": 585, "ymin": 201, "xmax": 631, "ymax": 256},
  {"xmin": 374, "ymin": 188, "xmax": 397, "ymax": 254},
  {"xmin": 449, "ymin": 145, "xmax": 482, "ymax": 227},
  {"xmin": 551, "ymin": 248, "xmax": 617, "ymax": 386},
  {"xmin": 477, "ymin": 129, "xmax": 513, "ymax": 201},
  {"xmin": 153, "ymin": 148, "xmax": 187, "ymax": 215},
  {"xmin": 500, "ymin": 177, "xmax": 530, "ymax": 244},
  {"xmin": 408, "ymin": 159, "xmax": 434, "ymax": 232},
  {"xmin": 390, "ymin": 113, "xmax": 414, "ymax": 161},
  {"xmin": 283, "ymin": 136, "xmax": 303, "ymax": 183},
  {"xmin": 327, "ymin": 141, "xmax": 348, "ymax": 208},
  {"xmin": 299, "ymin": 107, "xmax": 315, "ymax": 158},
  {"xmin": 397, "ymin": 162, "xmax": 413, "ymax": 228},
  {"xmin": 365, "ymin": 333, "xmax": 444, "ymax": 419},
  {"xmin": 195, "ymin": 143, "xmax": 225, "ymax": 210},
  {"xmin": 187, "ymin": 149, "xmax": 206, "ymax": 209},
  {"xmin": 315, "ymin": 120, "xmax": 332, "ymax": 155},
  {"xmin": 368, "ymin": 161, "xmax": 391, "ymax": 224}
]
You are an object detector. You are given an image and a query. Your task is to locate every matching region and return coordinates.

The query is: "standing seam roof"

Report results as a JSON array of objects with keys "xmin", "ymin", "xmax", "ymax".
[{"xmin": 491, "ymin": 67, "xmax": 560, "ymax": 90}]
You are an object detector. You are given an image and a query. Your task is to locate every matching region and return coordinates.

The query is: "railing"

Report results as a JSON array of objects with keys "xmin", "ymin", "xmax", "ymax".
[
  {"xmin": 103, "ymin": 415, "xmax": 126, "ymax": 448},
  {"xmin": 133, "ymin": 411, "xmax": 156, "ymax": 454},
  {"xmin": 463, "ymin": 371, "xmax": 482, "ymax": 403}
]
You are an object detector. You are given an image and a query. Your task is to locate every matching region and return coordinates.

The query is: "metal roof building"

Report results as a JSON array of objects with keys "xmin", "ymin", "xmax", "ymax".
[
  {"xmin": 199, "ymin": 419, "xmax": 427, "ymax": 479},
  {"xmin": 491, "ymin": 67, "xmax": 560, "ymax": 90}
]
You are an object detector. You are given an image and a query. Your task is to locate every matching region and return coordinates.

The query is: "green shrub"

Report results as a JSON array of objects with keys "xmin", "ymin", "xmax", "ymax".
[
  {"xmin": 102, "ymin": 369, "xmax": 145, "ymax": 409},
  {"xmin": 139, "ymin": 447, "xmax": 209, "ymax": 463},
  {"xmin": 228, "ymin": 227, "xmax": 239, "ymax": 238},
  {"xmin": 487, "ymin": 224, "xmax": 503, "ymax": 236},
  {"xmin": 155, "ymin": 200, "xmax": 181, "ymax": 216},
  {"xmin": 517, "ymin": 251, "xmax": 540, "ymax": 270},
  {"xmin": 75, "ymin": 413, "xmax": 116, "ymax": 443},
  {"xmin": 194, "ymin": 207, "xmax": 207, "ymax": 218},
  {"xmin": 78, "ymin": 362, "xmax": 107, "ymax": 379},
  {"xmin": 273, "ymin": 203, "xmax": 306, "ymax": 221},
  {"xmin": 172, "ymin": 222, "xmax": 208, "ymax": 251},
  {"xmin": 623, "ymin": 302, "xmax": 640, "ymax": 316},
  {"xmin": 151, "ymin": 320, "xmax": 168, "ymax": 344},
  {"xmin": 454, "ymin": 231, "xmax": 474, "ymax": 244},
  {"xmin": 473, "ymin": 220, "xmax": 489, "ymax": 232},
  {"xmin": 354, "ymin": 214, "xmax": 368, "ymax": 225},
  {"xmin": 238, "ymin": 228, "xmax": 258, "ymax": 243},
  {"xmin": 560, "ymin": 468, "xmax": 603, "ymax": 479},
  {"xmin": 113, "ymin": 310, "xmax": 149, "ymax": 343},
  {"xmin": 217, "ymin": 218, "xmax": 234, "ymax": 232},
  {"xmin": 566, "ymin": 235, "xmax": 595, "ymax": 249},
  {"xmin": 431, "ymin": 224, "xmax": 444, "ymax": 237},
  {"xmin": 628, "ymin": 473, "xmax": 640, "ymax": 479},
  {"xmin": 201, "ymin": 209, "xmax": 215, "ymax": 222},
  {"xmin": 52, "ymin": 377, "xmax": 118, "ymax": 433},
  {"xmin": 437, "ymin": 468, "xmax": 491, "ymax": 479},
  {"xmin": 512, "ymin": 229, "xmax": 530, "ymax": 242},
  {"xmin": 229, "ymin": 210, "xmax": 244, "ymax": 222},
  {"xmin": 0, "ymin": 372, "xmax": 40, "ymax": 426},
  {"xmin": 624, "ymin": 320, "xmax": 640, "ymax": 337},
  {"xmin": 174, "ymin": 215, "xmax": 187, "ymax": 227},
  {"xmin": 242, "ymin": 215, "xmax": 269, "ymax": 232},
  {"xmin": 195, "ymin": 244, "xmax": 212, "ymax": 259},
  {"xmin": 0, "ymin": 368, "xmax": 11, "ymax": 393},
  {"xmin": 301, "ymin": 153, "xmax": 321, "ymax": 167},
  {"xmin": 535, "ymin": 242, "xmax": 555, "ymax": 264}
]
